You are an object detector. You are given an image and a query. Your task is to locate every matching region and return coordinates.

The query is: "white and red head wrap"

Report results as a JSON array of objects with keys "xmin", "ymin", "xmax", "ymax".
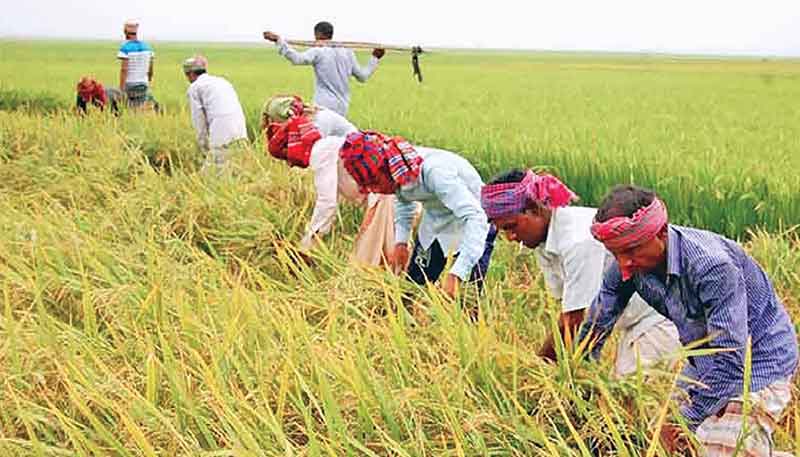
[
  {"xmin": 480, "ymin": 170, "xmax": 578, "ymax": 220},
  {"xmin": 590, "ymin": 198, "xmax": 668, "ymax": 252}
]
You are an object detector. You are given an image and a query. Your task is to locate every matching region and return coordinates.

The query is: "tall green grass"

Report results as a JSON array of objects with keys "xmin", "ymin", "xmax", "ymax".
[
  {"xmin": 2, "ymin": 40, "xmax": 798, "ymax": 237},
  {"xmin": 0, "ymin": 88, "xmax": 65, "ymax": 114},
  {"xmin": 0, "ymin": 111, "xmax": 798, "ymax": 455}
]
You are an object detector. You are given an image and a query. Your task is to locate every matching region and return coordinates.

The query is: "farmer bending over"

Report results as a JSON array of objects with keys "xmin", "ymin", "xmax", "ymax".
[
  {"xmin": 481, "ymin": 169, "xmax": 681, "ymax": 373},
  {"xmin": 263, "ymin": 95, "xmax": 395, "ymax": 265},
  {"xmin": 339, "ymin": 131, "xmax": 496, "ymax": 305},
  {"xmin": 183, "ymin": 55, "xmax": 247, "ymax": 172},
  {"xmin": 578, "ymin": 184, "xmax": 797, "ymax": 456},
  {"xmin": 76, "ymin": 76, "xmax": 122, "ymax": 116}
]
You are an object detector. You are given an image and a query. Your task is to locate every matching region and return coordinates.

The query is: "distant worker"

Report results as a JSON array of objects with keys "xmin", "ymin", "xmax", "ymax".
[
  {"xmin": 182, "ymin": 55, "xmax": 248, "ymax": 172},
  {"xmin": 263, "ymin": 21, "xmax": 385, "ymax": 117},
  {"xmin": 118, "ymin": 20, "xmax": 159, "ymax": 111},
  {"xmin": 75, "ymin": 76, "xmax": 122, "ymax": 116}
]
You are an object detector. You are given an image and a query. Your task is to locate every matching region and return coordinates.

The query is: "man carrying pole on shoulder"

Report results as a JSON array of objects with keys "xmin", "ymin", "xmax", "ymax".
[{"xmin": 263, "ymin": 21, "xmax": 384, "ymax": 117}]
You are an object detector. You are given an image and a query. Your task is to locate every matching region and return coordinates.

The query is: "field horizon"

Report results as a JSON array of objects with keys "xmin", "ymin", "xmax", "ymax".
[{"xmin": 0, "ymin": 40, "xmax": 798, "ymax": 456}]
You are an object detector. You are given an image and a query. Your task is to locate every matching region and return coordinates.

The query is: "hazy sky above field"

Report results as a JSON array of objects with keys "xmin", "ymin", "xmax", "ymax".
[{"xmin": 2, "ymin": 0, "xmax": 799, "ymax": 56}]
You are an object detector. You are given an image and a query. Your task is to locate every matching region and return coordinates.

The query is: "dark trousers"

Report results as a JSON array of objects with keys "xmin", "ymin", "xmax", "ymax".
[
  {"xmin": 406, "ymin": 225, "xmax": 497, "ymax": 291},
  {"xmin": 75, "ymin": 89, "xmax": 121, "ymax": 116}
]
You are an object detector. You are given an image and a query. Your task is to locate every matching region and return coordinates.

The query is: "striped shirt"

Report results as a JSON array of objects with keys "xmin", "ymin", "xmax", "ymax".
[
  {"xmin": 117, "ymin": 40, "xmax": 154, "ymax": 85},
  {"xmin": 578, "ymin": 225, "xmax": 798, "ymax": 430}
]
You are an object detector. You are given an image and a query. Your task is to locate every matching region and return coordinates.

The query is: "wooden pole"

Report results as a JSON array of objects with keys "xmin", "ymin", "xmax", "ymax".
[
  {"xmin": 264, "ymin": 33, "xmax": 425, "ymax": 82},
  {"xmin": 283, "ymin": 39, "xmax": 415, "ymax": 53}
]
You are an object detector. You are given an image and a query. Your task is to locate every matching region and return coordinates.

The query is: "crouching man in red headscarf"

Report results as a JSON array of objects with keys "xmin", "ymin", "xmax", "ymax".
[
  {"xmin": 480, "ymin": 170, "xmax": 680, "ymax": 372},
  {"xmin": 262, "ymin": 94, "xmax": 399, "ymax": 267},
  {"xmin": 76, "ymin": 76, "xmax": 122, "ymax": 116},
  {"xmin": 578, "ymin": 184, "xmax": 797, "ymax": 456}
]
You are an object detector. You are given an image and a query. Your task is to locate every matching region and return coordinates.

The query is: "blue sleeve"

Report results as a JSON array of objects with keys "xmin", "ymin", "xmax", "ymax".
[
  {"xmin": 394, "ymin": 194, "xmax": 416, "ymax": 245},
  {"xmin": 426, "ymin": 168, "xmax": 489, "ymax": 281},
  {"xmin": 117, "ymin": 42, "xmax": 130, "ymax": 58},
  {"xmin": 577, "ymin": 260, "xmax": 635, "ymax": 359},
  {"xmin": 680, "ymin": 260, "xmax": 748, "ymax": 431}
]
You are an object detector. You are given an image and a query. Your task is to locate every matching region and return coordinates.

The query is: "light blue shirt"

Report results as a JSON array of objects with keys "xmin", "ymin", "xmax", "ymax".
[
  {"xmin": 276, "ymin": 38, "xmax": 379, "ymax": 116},
  {"xmin": 394, "ymin": 148, "xmax": 490, "ymax": 281}
]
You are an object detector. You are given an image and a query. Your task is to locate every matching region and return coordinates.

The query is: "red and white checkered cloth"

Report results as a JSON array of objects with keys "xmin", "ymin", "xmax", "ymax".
[{"xmin": 696, "ymin": 379, "xmax": 793, "ymax": 457}]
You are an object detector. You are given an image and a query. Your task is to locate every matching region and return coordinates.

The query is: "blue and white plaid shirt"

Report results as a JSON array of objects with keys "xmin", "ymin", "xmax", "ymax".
[{"xmin": 579, "ymin": 225, "xmax": 798, "ymax": 430}]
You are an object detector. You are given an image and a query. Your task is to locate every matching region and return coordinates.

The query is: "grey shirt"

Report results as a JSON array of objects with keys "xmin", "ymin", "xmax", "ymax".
[{"xmin": 276, "ymin": 38, "xmax": 379, "ymax": 116}]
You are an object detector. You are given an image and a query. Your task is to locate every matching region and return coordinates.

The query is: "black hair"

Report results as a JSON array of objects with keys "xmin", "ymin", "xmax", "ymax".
[
  {"xmin": 314, "ymin": 21, "xmax": 334, "ymax": 39},
  {"xmin": 595, "ymin": 185, "xmax": 657, "ymax": 222},
  {"xmin": 486, "ymin": 168, "xmax": 550, "ymax": 214},
  {"xmin": 190, "ymin": 69, "xmax": 207, "ymax": 76},
  {"xmin": 487, "ymin": 168, "xmax": 526, "ymax": 185}
]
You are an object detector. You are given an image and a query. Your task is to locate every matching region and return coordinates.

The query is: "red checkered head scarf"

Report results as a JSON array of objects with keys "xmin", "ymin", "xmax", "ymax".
[
  {"xmin": 480, "ymin": 169, "xmax": 578, "ymax": 220},
  {"xmin": 590, "ymin": 197, "xmax": 668, "ymax": 277},
  {"xmin": 76, "ymin": 76, "xmax": 107, "ymax": 106},
  {"xmin": 339, "ymin": 131, "xmax": 423, "ymax": 194},
  {"xmin": 263, "ymin": 95, "xmax": 322, "ymax": 169}
]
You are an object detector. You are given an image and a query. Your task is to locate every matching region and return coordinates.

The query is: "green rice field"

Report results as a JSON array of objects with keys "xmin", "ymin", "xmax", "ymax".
[{"xmin": 0, "ymin": 40, "xmax": 798, "ymax": 456}]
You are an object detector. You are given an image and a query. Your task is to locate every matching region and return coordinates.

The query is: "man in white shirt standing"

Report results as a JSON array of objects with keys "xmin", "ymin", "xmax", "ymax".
[
  {"xmin": 182, "ymin": 55, "xmax": 248, "ymax": 172},
  {"xmin": 263, "ymin": 22, "xmax": 384, "ymax": 117},
  {"xmin": 481, "ymin": 169, "xmax": 680, "ymax": 376}
]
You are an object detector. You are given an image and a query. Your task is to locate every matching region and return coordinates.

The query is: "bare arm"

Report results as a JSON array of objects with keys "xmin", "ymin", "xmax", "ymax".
[
  {"xmin": 119, "ymin": 59, "xmax": 128, "ymax": 90},
  {"xmin": 539, "ymin": 309, "xmax": 587, "ymax": 362}
]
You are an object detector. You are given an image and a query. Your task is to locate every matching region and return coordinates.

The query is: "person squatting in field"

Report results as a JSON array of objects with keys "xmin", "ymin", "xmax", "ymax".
[
  {"xmin": 263, "ymin": 21, "xmax": 385, "ymax": 117},
  {"xmin": 118, "ymin": 20, "xmax": 159, "ymax": 111},
  {"xmin": 75, "ymin": 76, "xmax": 122, "ymax": 116},
  {"xmin": 338, "ymin": 131, "xmax": 497, "ymax": 305},
  {"xmin": 183, "ymin": 55, "xmax": 248, "ymax": 172},
  {"xmin": 577, "ymin": 184, "xmax": 798, "ymax": 456},
  {"xmin": 480, "ymin": 169, "xmax": 681, "ymax": 376},
  {"xmin": 261, "ymin": 95, "xmax": 396, "ymax": 265}
]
